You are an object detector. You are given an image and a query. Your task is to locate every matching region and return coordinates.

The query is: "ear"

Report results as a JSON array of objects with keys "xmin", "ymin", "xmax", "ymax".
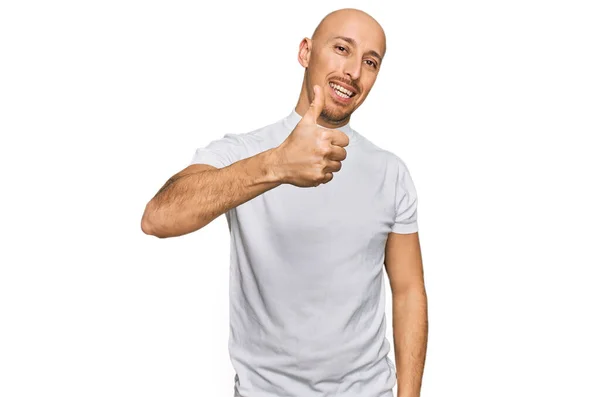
[{"xmin": 297, "ymin": 37, "xmax": 311, "ymax": 68}]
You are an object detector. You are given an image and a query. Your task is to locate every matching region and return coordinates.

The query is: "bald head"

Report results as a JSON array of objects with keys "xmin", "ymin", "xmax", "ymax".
[
  {"xmin": 294, "ymin": 8, "xmax": 387, "ymax": 128},
  {"xmin": 312, "ymin": 8, "xmax": 386, "ymax": 58}
]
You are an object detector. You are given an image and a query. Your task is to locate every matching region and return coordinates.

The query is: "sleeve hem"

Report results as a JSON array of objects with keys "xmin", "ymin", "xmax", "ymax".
[
  {"xmin": 189, "ymin": 150, "xmax": 227, "ymax": 168},
  {"xmin": 390, "ymin": 222, "xmax": 419, "ymax": 234}
]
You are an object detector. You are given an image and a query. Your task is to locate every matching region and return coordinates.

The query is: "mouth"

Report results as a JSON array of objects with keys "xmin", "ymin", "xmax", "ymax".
[{"xmin": 328, "ymin": 81, "xmax": 357, "ymax": 102}]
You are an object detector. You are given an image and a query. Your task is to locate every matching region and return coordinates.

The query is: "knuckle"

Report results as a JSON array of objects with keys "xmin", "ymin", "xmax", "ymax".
[
  {"xmin": 317, "ymin": 127, "xmax": 329, "ymax": 139},
  {"xmin": 315, "ymin": 144, "xmax": 330, "ymax": 157},
  {"xmin": 317, "ymin": 159, "xmax": 328, "ymax": 171}
]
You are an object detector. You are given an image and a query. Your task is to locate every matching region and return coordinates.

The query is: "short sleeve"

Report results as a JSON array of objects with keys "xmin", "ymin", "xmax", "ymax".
[
  {"xmin": 391, "ymin": 161, "xmax": 419, "ymax": 234},
  {"xmin": 189, "ymin": 133, "xmax": 247, "ymax": 169}
]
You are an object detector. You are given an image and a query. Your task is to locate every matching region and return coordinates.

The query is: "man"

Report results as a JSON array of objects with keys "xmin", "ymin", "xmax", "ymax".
[{"xmin": 141, "ymin": 8, "xmax": 428, "ymax": 397}]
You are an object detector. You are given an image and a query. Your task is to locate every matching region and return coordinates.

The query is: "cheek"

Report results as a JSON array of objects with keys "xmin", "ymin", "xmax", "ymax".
[
  {"xmin": 316, "ymin": 55, "xmax": 343, "ymax": 73},
  {"xmin": 308, "ymin": 57, "xmax": 334, "ymax": 79},
  {"xmin": 360, "ymin": 75, "xmax": 378, "ymax": 94}
]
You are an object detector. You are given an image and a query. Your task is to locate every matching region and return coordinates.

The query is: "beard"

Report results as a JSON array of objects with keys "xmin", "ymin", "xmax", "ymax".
[
  {"xmin": 320, "ymin": 104, "xmax": 352, "ymax": 125},
  {"xmin": 304, "ymin": 71, "xmax": 357, "ymax": 125}
]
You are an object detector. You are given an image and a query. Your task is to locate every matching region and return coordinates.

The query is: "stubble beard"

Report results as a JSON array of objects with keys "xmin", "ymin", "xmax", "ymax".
[
  {"xmin": 320, "ymin": 104, "xmax": 352, "ymax": 125},
  {"xmin": 305, "ymin": 71, "xmax": 354, "ymax": 126}
]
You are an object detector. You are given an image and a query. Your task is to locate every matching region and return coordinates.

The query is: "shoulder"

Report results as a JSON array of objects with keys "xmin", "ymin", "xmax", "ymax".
[
  {"xmin": 352, "ymin": 130, "xmax": 411, "ymax": 173},
  {"xmin": 205, "ymin": 117, "xmax": 289, "ymax": 161},
  {"xmin": 223, "ymin": 117, "xmax": 288, "ymax": 145}
]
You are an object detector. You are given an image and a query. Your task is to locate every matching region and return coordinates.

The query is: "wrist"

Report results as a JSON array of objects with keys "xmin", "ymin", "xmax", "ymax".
[{"xmin": 263, "ymin": 147, "xmax": 288, "ymax": 184}]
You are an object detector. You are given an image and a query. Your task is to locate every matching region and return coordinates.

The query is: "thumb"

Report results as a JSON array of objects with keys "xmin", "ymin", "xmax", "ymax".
[{"xmin": 302, "ymin": 85, "xmax": 325, "ymax": 124}]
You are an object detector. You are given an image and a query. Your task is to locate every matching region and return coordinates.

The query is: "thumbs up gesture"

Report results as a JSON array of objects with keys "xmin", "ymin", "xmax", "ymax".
[{"xmin": 272, "ymin": 85, "xmax": 350, "ymax": 188}]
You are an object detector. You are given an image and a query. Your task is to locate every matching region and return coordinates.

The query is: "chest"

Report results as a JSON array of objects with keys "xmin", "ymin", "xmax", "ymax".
[{"xmin": 236, "ymin": 157, "xmax": 396, "ymax": 260}]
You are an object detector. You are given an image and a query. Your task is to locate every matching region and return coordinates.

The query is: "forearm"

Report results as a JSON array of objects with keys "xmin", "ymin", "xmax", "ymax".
[
  {"xmin": 392, "ymin": 287, "xmax": 428, "ymax": 397},
  {"xmin": 142, "ymin": 148, "xmax": 282, "ymax": 238}
]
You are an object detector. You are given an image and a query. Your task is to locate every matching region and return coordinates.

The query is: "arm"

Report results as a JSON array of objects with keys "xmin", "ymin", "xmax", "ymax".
[
  {"xmin": 141, "ymin": 147, "xmax": 283, "ymax": 238},
  {"xmin": 142, "ymin": 87, "xmax": 344, "ymax": 239},
  {"xmin": 384, "ymin": 231, "xmax": 428, "ymax": 397}
]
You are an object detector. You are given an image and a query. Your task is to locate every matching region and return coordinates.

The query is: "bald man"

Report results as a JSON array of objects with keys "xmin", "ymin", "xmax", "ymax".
[{"xmin": 142, "ymin": 8, "xmax": 428, "ymax": 397}]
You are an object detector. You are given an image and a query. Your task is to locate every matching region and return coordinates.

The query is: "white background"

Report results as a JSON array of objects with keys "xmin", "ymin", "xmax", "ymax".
[{"xmin": 1, "ymin": 0, "xmax": 599, "ymax": 396}]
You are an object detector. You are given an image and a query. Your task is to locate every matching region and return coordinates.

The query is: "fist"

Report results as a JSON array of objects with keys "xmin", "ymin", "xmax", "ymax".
[{"xmin": 273, "ymin": 85, "xmax": 350, "ymax": 188}]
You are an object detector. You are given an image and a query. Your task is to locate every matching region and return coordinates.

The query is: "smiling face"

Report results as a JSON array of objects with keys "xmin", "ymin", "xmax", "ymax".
[{"xmin": 295, "ymin": 9, "xmax": 387, "ymax": 128}]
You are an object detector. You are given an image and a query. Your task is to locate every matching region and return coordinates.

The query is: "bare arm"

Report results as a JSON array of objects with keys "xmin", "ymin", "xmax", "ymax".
[
  {"xmin": 384, "ymin": 232, "xmax": 428, "ymax": 397},
  {"xmin": 141, "ymin": 147, "xmax": 282, "ymax": 238},
  {"xmin": 142, "ymin": 85, "xmax": 349, "ymax": 238}
]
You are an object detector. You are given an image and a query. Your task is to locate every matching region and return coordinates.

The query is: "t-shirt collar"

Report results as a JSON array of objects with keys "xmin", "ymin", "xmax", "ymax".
[{"xmin": 284, "ymin": 110, "xmax": 355, "ymax": 142}]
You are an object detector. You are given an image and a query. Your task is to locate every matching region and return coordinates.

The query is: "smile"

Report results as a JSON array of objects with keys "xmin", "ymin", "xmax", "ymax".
[{"xmin": 328, "ymin": 82, "xmax": 356, "ymax": 99}]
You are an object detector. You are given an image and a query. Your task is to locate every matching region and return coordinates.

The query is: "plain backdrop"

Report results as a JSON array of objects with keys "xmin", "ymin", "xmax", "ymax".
[{"xmin": 1, "ymin": 0, "xmax": 599, "ymax": 396}]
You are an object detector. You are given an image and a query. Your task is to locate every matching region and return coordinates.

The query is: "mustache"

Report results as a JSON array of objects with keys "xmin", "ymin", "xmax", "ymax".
[{"xmin": 329, "ymin": 78, "xmax": 360, "ymax": 94}]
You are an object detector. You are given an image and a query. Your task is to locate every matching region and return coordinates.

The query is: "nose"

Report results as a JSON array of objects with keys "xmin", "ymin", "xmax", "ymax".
[{"xmin": 343, "ymin": 55, "xmax": 361, "ymax": 81}]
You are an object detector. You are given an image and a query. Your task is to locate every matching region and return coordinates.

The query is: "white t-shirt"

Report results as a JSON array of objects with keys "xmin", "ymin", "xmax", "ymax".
[{"xmin": 190, "ymin": 110, "xmax": 418, "ymax": 397}]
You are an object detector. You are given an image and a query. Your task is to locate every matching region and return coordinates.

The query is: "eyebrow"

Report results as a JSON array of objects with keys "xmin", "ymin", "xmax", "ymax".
[{"xmin": 331, "ymin": 35, "xmax": 383, "ymax": 62}]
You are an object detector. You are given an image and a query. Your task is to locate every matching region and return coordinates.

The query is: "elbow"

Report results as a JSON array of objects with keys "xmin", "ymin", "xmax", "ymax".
[
  {"xmin": 141, "ymin": 202, "xmax": 204, "ymax": 238},
  {"xmin": 141, "ymin": 202, "xmax": 165, "ymax": 238},
  {"xmin": 141, "ymin": 215, "xmax": 156, "ymax": 236},
  {"xmin": 141, "ymin": 216, "xmax": 171, "ymax": 239},
  {"xmin": 391, "ymin": 283, "xmax": 427, "ymax": 299}
]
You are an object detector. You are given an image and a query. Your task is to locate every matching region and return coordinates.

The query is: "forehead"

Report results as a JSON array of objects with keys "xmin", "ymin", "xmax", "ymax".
[{"xmin": 319, "ymin": 15, "xmax": 386, "ymax": 56}]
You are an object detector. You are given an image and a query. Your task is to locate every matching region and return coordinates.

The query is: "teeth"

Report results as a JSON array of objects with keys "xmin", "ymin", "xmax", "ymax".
[
  {"xmin": 329, "ymin": 82, "xmax": 354, "ymax": 97},
  {"xmin": 335, "ymin": 90, "xmax": 349, "ymax": 98}
]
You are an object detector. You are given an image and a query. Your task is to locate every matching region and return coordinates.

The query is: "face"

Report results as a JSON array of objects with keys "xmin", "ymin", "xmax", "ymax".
[{"xmin": 298, "ymin": 14, "xmax": 386, "ymax": 126}]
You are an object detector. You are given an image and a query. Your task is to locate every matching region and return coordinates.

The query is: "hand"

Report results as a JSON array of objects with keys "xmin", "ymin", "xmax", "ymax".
[{"xmin": 272, "ymin": 85, "xmax": 349, "ymax": 187}]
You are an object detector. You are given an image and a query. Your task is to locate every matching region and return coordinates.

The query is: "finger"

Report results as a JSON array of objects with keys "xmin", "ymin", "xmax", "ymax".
[
  {"xmin": 323, "ymin": 159, "xmax": 342, "ymax": 174},
  {"xmin": 329, "ymin": 129, "xmax": 350, "ymax": 147},
  {"xmin": 327, "ymin": 145, "xmax": 347, "ymax": 161},
  {"xmin": 302, "ymin": 85, "xmax": 325, "ymax": 124}
]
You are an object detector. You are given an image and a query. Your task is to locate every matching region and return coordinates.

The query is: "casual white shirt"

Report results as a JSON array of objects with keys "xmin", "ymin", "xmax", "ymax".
[{"xmin": 190, "ymin": 110, "xmax": 419, "ymax": 397}]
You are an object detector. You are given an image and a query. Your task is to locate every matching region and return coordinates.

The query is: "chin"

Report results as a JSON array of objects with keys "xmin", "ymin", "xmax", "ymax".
[{"xmin": 322, "ymin": 107, "xmax": 352, "ymax": 123}]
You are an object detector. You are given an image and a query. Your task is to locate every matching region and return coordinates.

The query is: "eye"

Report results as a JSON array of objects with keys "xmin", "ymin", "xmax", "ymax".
[
  {"xmin": 336, "ymin": 45, "xmax": 347, "ymax": 53},
  {"xmin": 365, "ymin": 59, "xmax": 378, "ymax": 69}
]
